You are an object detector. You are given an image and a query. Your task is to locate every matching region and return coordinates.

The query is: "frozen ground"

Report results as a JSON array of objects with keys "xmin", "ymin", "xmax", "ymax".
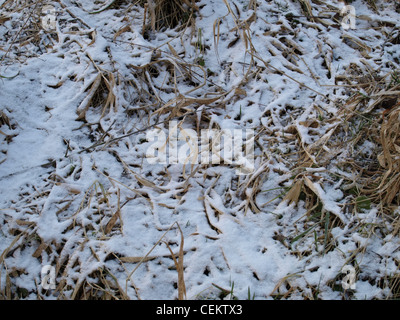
[{"xmin": 1, "ymin": 0, "xmax": 400, "ymax": 299}]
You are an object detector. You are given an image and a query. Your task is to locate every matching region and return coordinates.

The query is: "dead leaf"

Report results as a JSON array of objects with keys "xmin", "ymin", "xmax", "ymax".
[
  {"xmin": 105, "ymin": 210, "xmax": 120, "ymax": 234},
  {"xmin": 281, "ymin": 180, "xmax": 303, "ymax": 205},
  {"xmin": 32, "ymin": 242, "xmax": 48, "ymax": 258},
  {"xmin": 113, "ymin": 25, "xmax": 130, "ymax": 41}
]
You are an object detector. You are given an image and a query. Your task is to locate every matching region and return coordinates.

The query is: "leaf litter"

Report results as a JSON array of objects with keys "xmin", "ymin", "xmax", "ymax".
[{"xmin": 1, "ymin": 0, "xmax": 400, "ymax": 300}]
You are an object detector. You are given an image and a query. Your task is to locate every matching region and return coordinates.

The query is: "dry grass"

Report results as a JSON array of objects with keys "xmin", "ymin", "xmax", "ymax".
[
  {"xmin": 2, "ymin": 0, "xmax": 400, "ymax": 300},
  {"xmin": 330, "ymin": 68, "xmax": 400, "ymax": 212},
  {"xmin": 142, "ymin": 0, "xmax": 198, "ymax": 33},
  {"xmin": 375, "ymin": 102, "xmax": 400, "ymax": 206}
]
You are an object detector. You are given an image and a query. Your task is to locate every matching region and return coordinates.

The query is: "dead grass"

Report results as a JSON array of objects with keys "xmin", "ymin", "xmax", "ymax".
[
  {"xmin": 330, "ymin": 68, "xmax": 400, "ymax": 212},
  {"xmin": 2, "ymin": 0, "xmax": 400, "ymax": 300},
  {"xmin": 375, "ymin": 102, "xmax": 400, "ymax": 206},
  {"xmin": 141, "ymin": 0, "xmax": 198, "ymax": 33},
  {"xmin": 0, "ymin": 0, "xmax": 57, "ymax": 66},
  {"xmin": 76, "ymin": 71, "xmax": 118, "ymax": 121}
]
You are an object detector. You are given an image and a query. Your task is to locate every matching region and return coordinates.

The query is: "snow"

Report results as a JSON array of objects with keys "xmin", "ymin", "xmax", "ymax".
[{"xmin": 1, "ymin": 0, "xmax": 400, "ymax": 300}]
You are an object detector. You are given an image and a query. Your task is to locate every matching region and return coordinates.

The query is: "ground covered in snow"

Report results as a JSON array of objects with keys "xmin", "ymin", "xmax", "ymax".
[{"xmin": 1, "ymin": 0, "xmax": 400, "ymax": 300}]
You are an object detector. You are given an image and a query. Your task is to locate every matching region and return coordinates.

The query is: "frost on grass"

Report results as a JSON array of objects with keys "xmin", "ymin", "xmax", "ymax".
[{"xmin": 1, "ymin": 0, "xmax": 400, "ymax": 300}]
